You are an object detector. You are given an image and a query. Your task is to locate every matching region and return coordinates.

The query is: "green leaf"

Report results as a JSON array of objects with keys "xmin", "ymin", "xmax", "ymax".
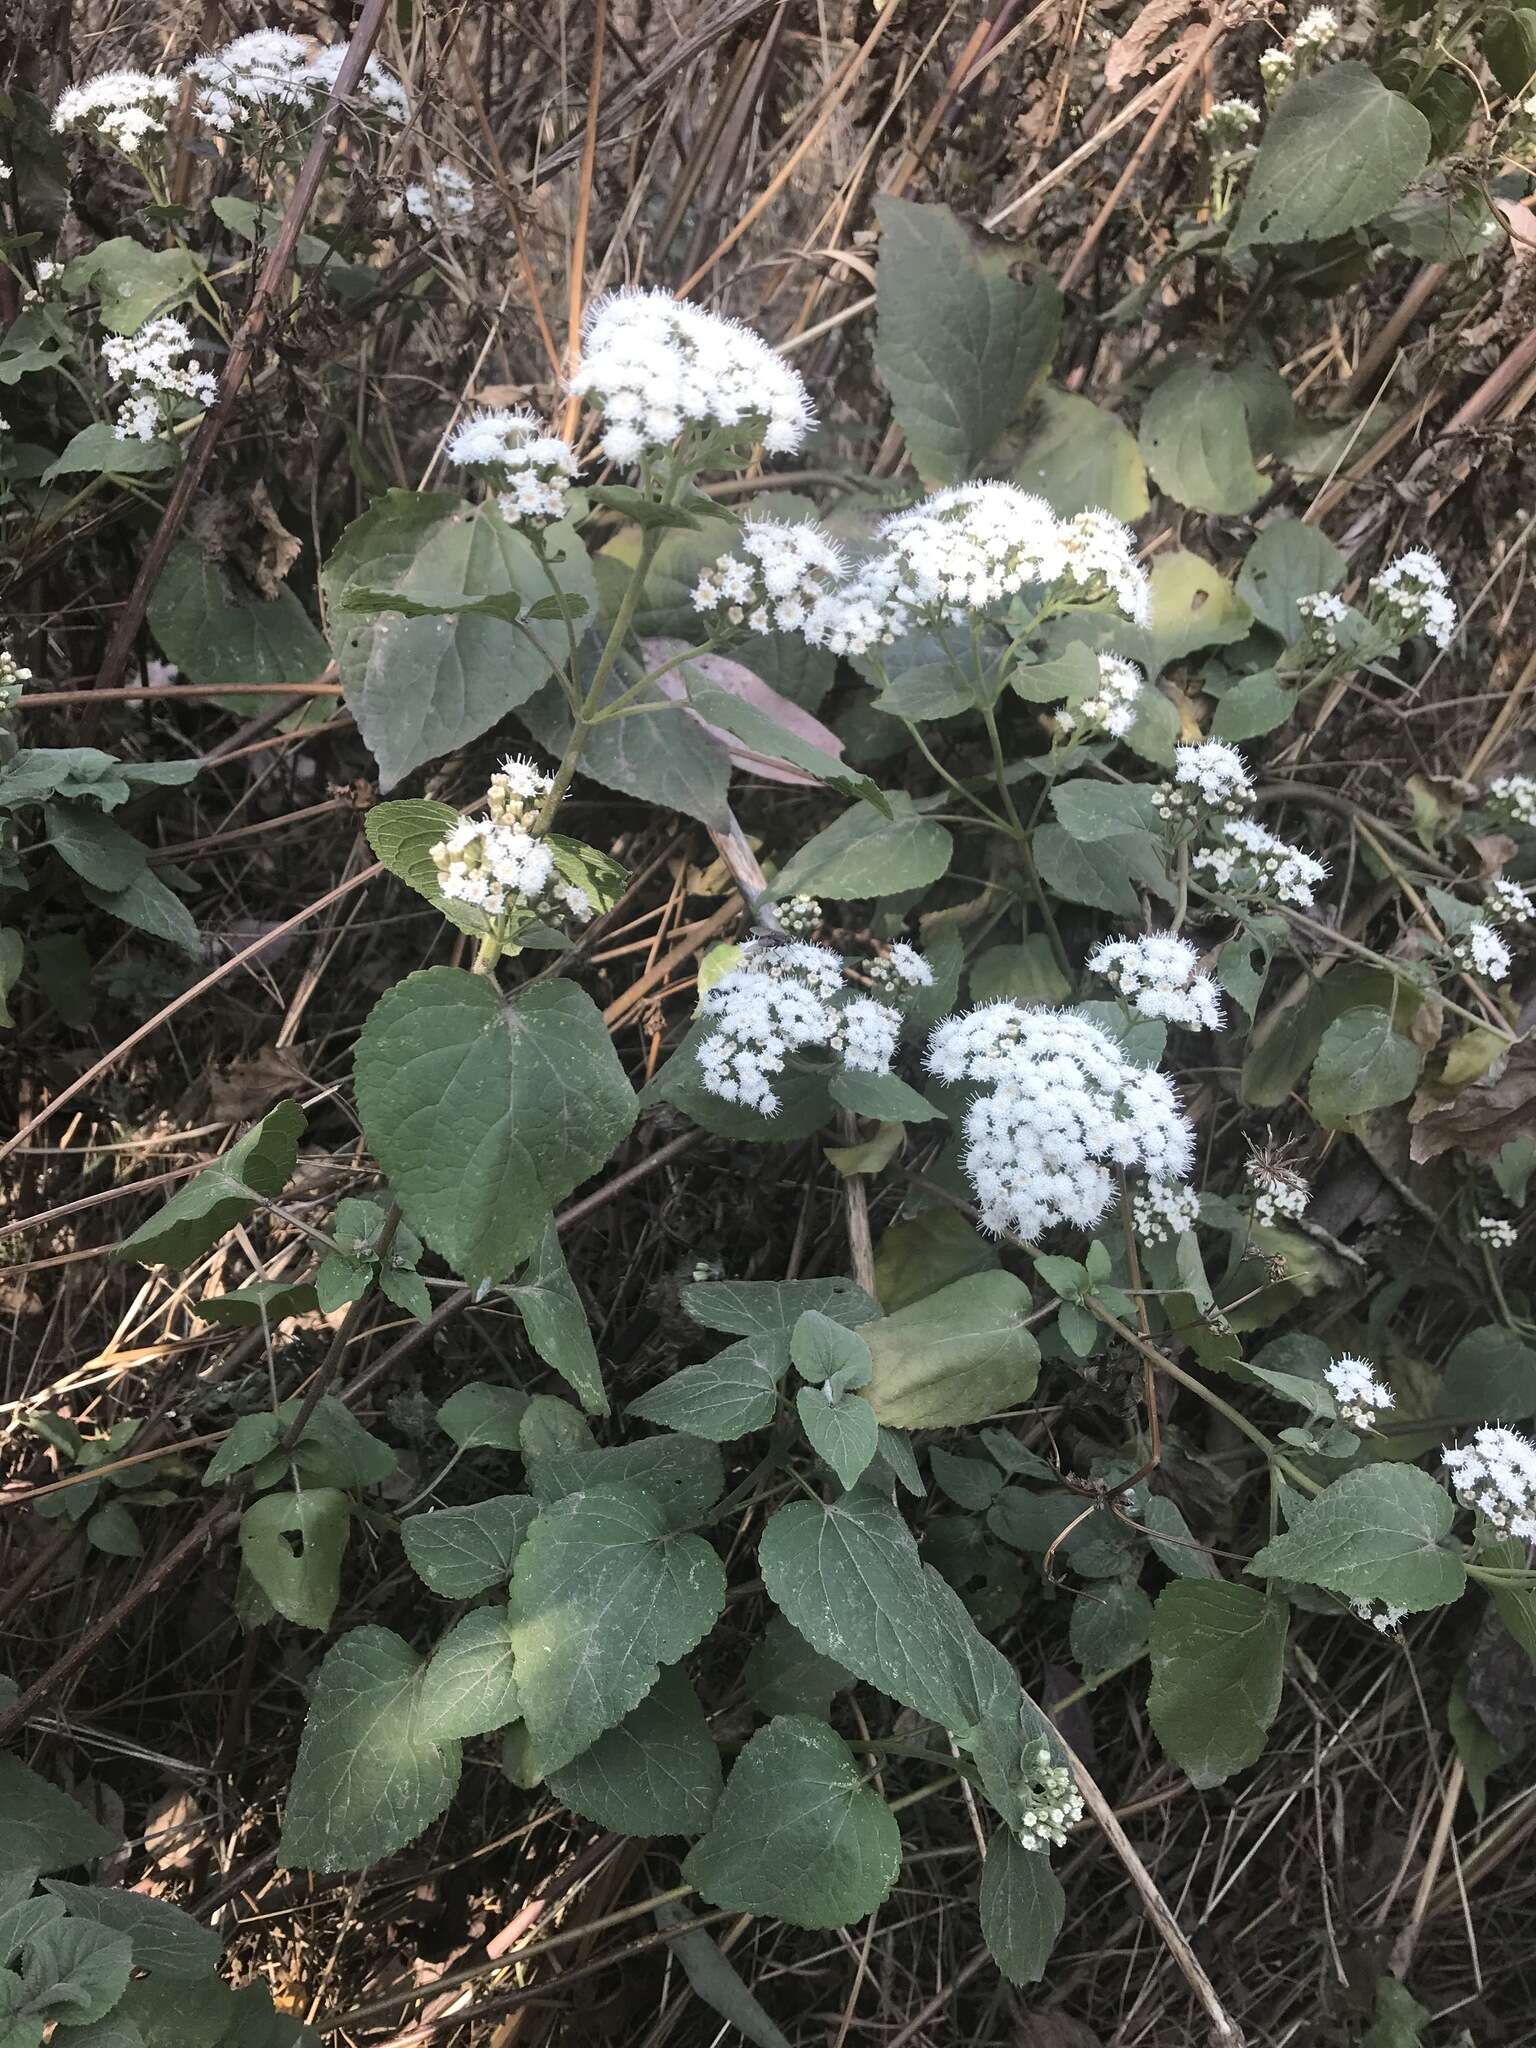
[
  {"xmin": 744, "ymin": 1612, "xmax": 853, "ymax": 1720},
  {"xmin": 81, "ymin": 866, "xmax": 201, "ymax": 958},
  {"xmin": 38, "ymin": 1882, "xmax": 220, "ymax": 1981},
  {"xmin": 1047, "ymin": 778, "xmax": 1160, "ymax": 843},
  {"xmin": 1009, "ymin": 387, "xmax": 1150, "ymax": 521},
  {"xmin": 873, "ymin": 197, "xmax": 1060, "ymax": 488},
  {"xmin": 507, "ymin": 1215, "xmax": 606, "ymax": 1416},
  {"xmin": 1443, "ymin": 1326, "xmax": 1536, "ymax": 1422},
  {"xmin": 547, "ymin": 1666, "xmax": 721, "ymax": 1836},
  {"xmin": 363, "ymin": 798, "xmax": 486, "ymax": 940},
  {"xmin": 518, "ymin": 664, "xmax": 732, "ymax": 833},
  {"xmin": 874, "ymin": 1207, "xmax": 998, "ymax": 1313},
  {"xmin": 1034, "ymin": 823, "xmax": 1168, "ymax": 916},
  {"xmin": 148, "ymin": 542, "xmax": 330, "ymax": 717},
  {"xmin": 321, "ymin": 494, "xmax": 592, "ymax": 789},
  {"xmin": 436, "ymin": 1383, "xmax": 530, "ymax": 1452},
  {"xmin": 354, "ymin": 968, "xmax": 635, "ymax": 1287},
  {"xmin": 115, "ymin": 1102, "xmax": 304, "ymax": 1267},
  {"xmin": 683, "ymin": 1276, "xmax": 879, "ymax": 1339},
  {"xmin": 796, "ymin": 1385, "xmax": 879, "ymax": 1490},
  {"xmin": 647, "ymin": 1016, "xmax": 833, "ymax": 1143},
  {"xmin": 770, "ymin": 793, "xmax": 951, "ymax": 903},
  {"xmin": 682, "ymin": 1715, "xmax": 900, "ymax": 1928},
  {"xmin": 0, "ymin": 1756, "xmax": 117, "ymax": 1877},
  {"xmin": 968, "ymin": 937, "xmax": 1071, "ymax": 1009},
  {"xmin": 194, "ymin": 1280, "xmax": 318, "ymax": 1328},
  {"xmin": 1362, "ymin": 1975, "xmax": 1432, "ymax": 2048},
  {"xmin": 279, "ymin": 1627, "xmax": 461, "ymax": 1871},
  {"xmin": 790, "ymin": 1311, "xmax": 873, "ymax": 1387},
  {"xmin": 0, "ymin": 929, "xmax": 22, "ymax": 1030},
  {"xmin": 18, "ymin": 1917, "xmax": 132, "ymax": 2025},
  {"xmin": 416, "ymin": 1606, "xmax": 520, "ymax": 1740},
  {"xmin": 1236, "ymin": 520, "xmax": 1347, "ymax": 642},
  {"xmin": 627, "ymin": 1342, "xmax": 782, "ymax": 1442},
  {"xmin": 864, "ymin": 1270, "xmax": 1039, "ymax": 1429},
  {"xmin": 0, "ymin": 1888, "xmax": 63, "ymax": 1974},
  {"xmin": 526, "ymin": 1435, "xmax": 724, "ymax": 1527},
  {"xmin": 62, "ymin": 239, "xmax": 201, "ymax": 334},
  {"xmin": 1147, "ymin": 1580, "xmax": 1287, "ymax": 1786},
  {"xmin": 1145, "ymin": 551, "xmax": 1252, "ymax": 674},
  {"xmin": 44, "ymin": 802, "xmax": 147, "ymax": 889},
  {"xmin": 682, "ymin": 678, "xmax": 889, "ymax": 812},
  {"xmin": 339, "ymin": 585, "xmax": 528, "ymax": 623},
  {"xmin": 929, "ymin": 1446, "xmax": 1004, "ymax": 1511},
  {"xmin": 1211, "ymin": 670, "xmax": 1297, "ymax": 742},
  {"xmin": 85, "ymin": 1503, "xmax": 142, "ymax": 1559},
  {"xmin": 1484, "ymin": 7, "xmax": 1536, "ymax": 94},
  {"xmin": 1070, "ymin": 1579, "xmax": 1153, "ymax": 1674},
  {"xmin": 239, "ymin": 1489, "xmax": 349, "ymax": 1632},
  {"xmin": 42, "ymin": 423, "xmax": 176, "ymax": 482},
  {"xmin": 1249, "ymin": 1465, "xmax": 1466, "ymax": 1611},
  {"xmin": 653, "ymin": 1901, "xmax": 791, "ymax": 2048},
  {"xmin": 401, "ymin": 1496, "xmax": 535, "ymax": 1598},
  {"xmin": 1138, "ymin": 367, "xmax": 1266, "ymax": 515},
  {"xmin": 1136, "ymin": 1493, "xmax": 1219, "ymax": 1578},
  {"xmin": 979, "ymin": 1830, "xmax": 1065, "ymax": 1986},
  {"xmin": 1232, "ymin": 63, "xmax": 1432, "ymax": 252},
  {"xmin": 508, "ymin": 1483, "xmax": 726, "ymax": 1773},
  {"xmin": 1309, "ymin": 1005, "xmax": 1423, "ymax": 1126}
]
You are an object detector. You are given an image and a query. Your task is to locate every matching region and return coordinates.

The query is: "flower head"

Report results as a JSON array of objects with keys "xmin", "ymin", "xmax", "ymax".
[
  {"xmin": 1324, "ymin": 1353, "xmax": 1393, "ymax": 1429},
  {"xmin": 776, "ymin": 894, "xmax": 822, "ymax": 939},
  {"xmin": 446, "ymin": 408, "xmax": 577, "ymax": 526},
  {"xmin": 1087, "ymin": 932, "xmax": 1224, "ymax": 1030},
  {"xmin": 1444, "ymin": 1425, "xmax": 1536, "ymax": 1540},
  {"xmin": 693, "ymin": 518, "xmax": 846, "ymax": 637},
  {"xmin": 1368, "ymin": 550, "xmax": 1457, "ymax": 651},
  {"xmin": 101, "ymin": 318, "xmax": 217, "ymax": 442},
  {"xmin": 868, "ymin": 940, "xmax": 935, "ymax": 1001},
  {"xmin": 403, "ymin": 162, "xmax": 475, "ymax": 232},
  {"xmin": 1132, "ymin": 1179, "xmax": 1200, "ymax": 1244},
  {"xmin": 1451, "ymin": 918, "xmax": 1512, "ymax": 984},
  {"xmin": 1248, "ymin": 1156, "xmax": 1308, "ymax": 1228},
  {"xmin": 1155, "ymin": 741, "xmax": 1255, "ymax": 825},
  {"xmin": 1055, "ymin": 653, "xmax": 1144, "ymax": 740},
  {"xmin": 1296, "ymin": 589, "xmax": 1352, "ymax": 656},
  {"xmin": 1487, "ymin": 877, "xmax": 1535, "ymax": 928},
  {"xmin": 53, "ymin": 69, "xmax": 178, "ymax": 152},
  {"xmin": 1475, "ymin": 1214, "xmax": 1518, "ymax": 1250},
  {"xmin": 0, "ymin": 649, "xmax": 32, "ymax": 716},
  {"xmin": 695, "ymin": 939, "xmax": 901, "ymax": 1114},
  {"xmin": 1486, "ymin": 774, "xmax": 1536, "ymax": 831},
  {"xmin": 1011, "ymin": 1740, "xmax": 1084, "ymax": 1854},
  {"xmin": 1197, "ymin": 98, "xmax": 1261, "ymax": 151},
  {"xmin": 1193, "ymin": 816, "xmax": 1328, "ymax": 908}
]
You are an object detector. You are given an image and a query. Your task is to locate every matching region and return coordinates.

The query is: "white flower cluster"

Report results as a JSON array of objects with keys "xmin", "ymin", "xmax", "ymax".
[
  {"xmin": 1055, "ymin": 653, "xmax": 1144, "ymax": 739},
  {"xmin": 1475, "ymin": 1214, "xmax": 1518, "ymax": 1250},
  {"xmin": 1443, "ymin": 1426, "xmax": 1536, "ymax": 1541},
  {"xmin": 1293, "ymin": 6, "xmax": 1340, "ymax": 54},
  {"xmin": 1132, "ymin": 1178, "xmax": 1201, "ymax": 1244},
  {"xmin": 1451, "ymin": 918, "xmax": 1512, "ymax": 984},
  {"xmin": 1154, "ymin": 740, "xmax": 1256, "ymax": 826},
  {"xmin": 1324, "ymin": 1354, "xmax": 1393, "ymax": 1429},
  {"xmin": 1193, "ymin": 816, "xmax": 1328, "ymax": 908},
  {"xmin": 102, "ymin": 318, "xmax": 217, "ymax": 442},
  {"xmin": 1197, "ymin": 98, "xmax": 1261, "ymax": 150},
  {"xmin": 1296, "ymin": 589, "xmax": 1351, "ymax": 656},
  {"xmin": 1487, "ymin": 877, "xmax": 1535, "ymax": 927},
  {"xmin": 1351, "ymin": 1598, "xmax": 1407, "ymax": 1635},
  {"xmin": 1087, "ymin": 932, "xmax": 1223, "ymax": 1031},
  {"xmin": 1013, "ymin": 1741, "xmax": 1084, "ymax": 1854},
  {"xmin": 1259, "ymin": 48, "xmax": 1295, "ymax": 99},
  {"xmin": 446, "ymin": 407, "xmax": 578, "ymax": 526},
  {"xmin": 1260, "ymin": 6, "xmax": 1339, "ymax": 100},
  {"xmin": 693, "ymin": 519, "xmax": 846, "ymax": 637},
  {"xmin": 1487, "ymin": 774, "xmax": 1536, "ymax": 830},
  {"xmin": 1248, "ymin": 1158, "xmax": 1308, "ymax": 1228},
  {"xmin": 1368, "ymin": 551, "xmax": 1457, "ymax": 651},
  {"xmin": 187, "ymin": 31, "xmax": 407, "ymax": 132},
  {"xmin": 696, "ymin": 940, "xmax": 902, "ymax": 1114},
  {"xmin": 0, "ymin": 650, "xmax": 32, "ymax": 715},
  {"xmin": 428, "ymin": 757, "xmax": 591, "ymax": 927},
  {"xmin": 403, "ymin": 163, "xmax": 475, "ymax": 232},
  {"xmin": 572, "ymin": 289, "xmax": 813, "ymax": 466},
  {"xmin": 776, "ymin": 894, "xmax": 822, "ymax": 939},
  {"xmin": 53, "ymin": 69, "xmax": 179, "ymax": 151},
  {"xmin": 926, "ymin": 1003, "xmax": 1193, "ymax": 1240},
  {"xmin": 868, "ymin": 940, "xmax": 934, "ymax": 1002}
]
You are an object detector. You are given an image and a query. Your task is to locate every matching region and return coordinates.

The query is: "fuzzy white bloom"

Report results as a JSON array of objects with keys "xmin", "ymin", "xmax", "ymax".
[
  {"xmin": 306, "ymin": 41, "xmax": 409, "ymax": 121},
  {"xmin": 1055, "ymin": 653, "xmax": 1144, "ymax": 739},
  {"xmin": 1369, "ymin": 550, "xmax": 1457, "ymax": 651},
  {"xmin": 1155, "ymin": 740, "xmax": 1255, "ymax": 826},
  {"xmin": 1012, "ymin": 1741, "xmax": 1085, "ymax": 1854},
  {"xmin": 1088, "ymin": 932, "xmax": 1224, "ymax": 1031},
  {"xmin": 425, "ymin": 757, "xmax": 584, "ymax": 927},
  {"xmin": 403, "ymin": 162, "xmax": 474, "ymax": 231},
  {"xmin": 446, "ymin": 407, "xmax": 577, "ymax": 526},
  {"xmin": 1058, "ymin": 509, "xmax": 1152, "ymax": 626},
  {"xmin": 1296, "ymin": 589, "xmax": 1351, "ymax": 655},
  {"xmin": 1350, "ymin": 1598, "xmax": 1407, "ymax": 1634},
  {"xmin": 1451, "ymin": 917, "xmax": 1512, "ymax": 984},
  {"xmin": 694, "ymin": 518, "xmax": 846, "ymax": 637},
  {"xmin": 926, "ymin": 1003, "xmax": 1194, "ymax": 1240},
  {"xmin": 1132, "ymin": 1178, "xmax": 1200, "ymax": 1244},
  {"xmin": 1247, "ymin": 1158, "xmax": 1308, "ymax": 1229},
  {"xmin": 776, "ymin": 894, "xmax": 822, "ymax": 939},
  {"xmin": 102, "ymin": 318, "xmax": 217, "ymax": 442},
  {"xmin": 1486, "ymin": 877, "xmax": 1535, "ymax": 927},
  {"xmin": 571, "ymin": 288, "xmax": 813, "ymax": 465},
  {"xmin": 0, "ymin": 649, "xmax": 32, "ymax": 714},
  {"xmin": 1259, "ymin": 48, "xmax": 1296, "ymax": 99},
  {"xmin": 1487, "ymin": 775, "xmax": 1536, "ymax": 830},
  {"xmin": 1475, "ymin": 1214, "xmax": 1518, "ymax": 1250},
  {"xmin": 1443, "ymin": 1426, "xmax": 1536, "ymax": 1541},
  {"xmin": 1293, "ymin": 6, "xmax": 1340, "ymax": 54},
  {"xmin": 1193, "ymin": 816, "xmax": 1328, "ymax": 908},
  {"xmin": 187, "ymin": 32, "xmax": 407, "ymax": 131},
  {"xmin": 0, "ymin": 161, "xmax": 10, "ymax": 181},
  {"xmin": 1324, "ymin": 1353, "xmax": 1393, "ymax": 1429},
  {"xmin": 696, "ymin": 940, "xmax": 898, "ymax": 1114},
  {"xmin": 53, "ymin": 68, "xmax": 178, "ymax": 151},
  {"xmin": 1197, "ymin": 98, "xmax": 1261, "ymax": 149},
  {"xmin": 869, "ymin": 940, "xmax": 934, "ymax": 1000}
]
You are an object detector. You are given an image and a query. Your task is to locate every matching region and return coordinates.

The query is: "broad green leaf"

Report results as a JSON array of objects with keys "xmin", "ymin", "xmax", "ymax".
[
  {"xmin": 0, "ymin": 1756, "xmax": 117, "ymax": 1877},
  {"xmin": 1235, "ymin": 520, "xmax": 1346, "ymax": 642},
  {"xmin": 1070, "ymin": 1579, "xmax": 1153, "ymax": 1674},
  {"xmin": 42, "ymin": 423, "xmax": 176, "ymax": 482},
  {"xmin": 1136, "ymin": 1493, "xmax": 1218, "ymax": 1578},
  {"xmin": 321, "ymin": 494, "xmax": 591, "ymax": 789},
  {"xmin": 416, "ymin": 1606, "xmax": 520, "ymax": 1740},
  {"xmin": 1034, "ymin": 822, "xmax": 1168, "ymax": 916},
  {"xmin": 1443, "ymin": 1326, "xmax": 1536, "ymax": 1422},
  {"xmin": 1310, "ymin": 1006, "xmax": 1422, "ymax": 1126},
  {"xmin": 873, "ymin": 197, "xmax": 1060, "ymax": 487},
  {"xmin": 354, "ymin": 968, "xmax": 635, "ymax": 1287},
  {"xmin": 744, "ymin": 1612, "xmax": 853, "ymax": 1720},
  {"xmin": 682, "ymin": 1276, "xmax": 879, "ymax": 1339},
  {"xmin": 115, "ymin": 1102, "xmax": 304, "ymax": 1267},
  {"xmin": 1211, "ymin": 670, "xmax": 1297, "ymax": 742},
  {"xmin": 279, "ymin": 1627, "xmax": 461, "ymax": 1871},
  {"xmin": 828, "ymin": 1067, "xmax": 943, "ymax": 1124},
  {"xmin": 796, "ymin": 1385, "xmax": 879, "ymax": 1490},
  {"xmin": 874, "ymin": 1207, "xmax": 999, "ymax": 1313},
  {"xmin": 682, "ymin": 1715, "xmax": 900, "ymax": 1928},
  {"xmin": 364, "ymin": 798, "xmax": 483, "ymax": 939},
  {"xmin": 968, "ymin": 937, "xmax": 1070, "ymax": 1009},
  {"xmin": 508, "ymin": 1483, "xmax": 726, "ymax": 1773},
  {"xmin": 507, "ymin": 1214, "xmax": 606, "ymax": 1416},
  {"xmin": 1249, "ymin": 1465, "xmax": 1466, "ymax": 1611},
  {"xmin": 518, "ymin": 666, "xmax": 732, "ymax": 832},
  {"xmin": 0, "ymin": 749, "xmax": 196, "ymax": 814},
  {"xmin": 1147, "ymin": 1580, "xmax": 1287, "ymax": 1786},
  {"xmin": 0, "ymin": 928, "xmax": 22, "ymax": 1030},
  {"xmin": 547, "ymin": 1666, "xmax": 721, "ymax": 1836},
  {"xmin": 864, "ymin": 1271, "xmax": 1040, "ymax": 1429},
  {"xmin": 1047, "ymin": 778, "xmax": 1160, "ymax": 843},
  {"xmin": 1232, "ymin": 64, "xmax": 1431, "ymax": 252},
  {"xmin": 85, "ymin": 1503, "xmax": 141, "ymax": 1560},
  {"xmin": 38, "ymin": 1883, "xmax": 220, "ymax": 1981},
  {"xmin": 979, "ymin": 1829, "xmax": 1065, "ymax": 1986},
  {"xmin": 194, "ymin": 1280, "xmax": 317, "ymax": 1328},
  {"xmin": 654, "ymin": 1900, "xmax": 792, "ymax": 2048},
  {"xmin": 682, "ymin": 678, "xmax": 887, "ymax": 812},
  {"xmin": 1485, "ymin": 7, "xmax": 1536, "ymax": 93},
  {"xmin": 1138, "ymin": 367, "xmax": 1265, "ymax": 515},
  {"xmin": 148, "ymin": 542, "xmax": 330, "ymax": 717},
  {"xmin": 1362, "ymin": 1976, "xmax": 1432, "ymax": 2048},
  {"xmin": 63, "ymin": 239, "xmax": 201, "ymax": 334},
  {"xmin": 239, "ymin": 1489, "xmax": 348, "ymax": 1632},
  {"xmin": 790, "ymin": 1311, "xmax": 872, "ymax": 1387},
  {"xmin": 1009, "ymin": 386, "xmax": 1149, "ymax": 521},
  {"xmin": 627, "ymin": 1342, "xmax": 782, "ymax": 1442},
  {"xmin": 401, "ymin": 1496, "xmax": 535, "ymax": 1597},
  {"xmin": 930, "ymin": 1446, "xmax": 1005, "ymax": 1510},
  {"xmin": 18, "ymin": 1917, "xmax": 131, "ymax": 2025},
  {"xmin": 525, "ymin": 1435, "xmax": 724, "ymax": 1527},
  {"xmin": 770, "ymin": 793, "xmax": 951, "ymax": 902},
  {"xmin": 1145, "ymin": 551, "xmax": 1252, "ymax": 673},
  {"xmin": 436, "ymin": 1382, "xmax": 530, "ymax": 1451},
  {"xmin": 0, "ymin": 1888, "xmax": 63, "ymax": 1973}
]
